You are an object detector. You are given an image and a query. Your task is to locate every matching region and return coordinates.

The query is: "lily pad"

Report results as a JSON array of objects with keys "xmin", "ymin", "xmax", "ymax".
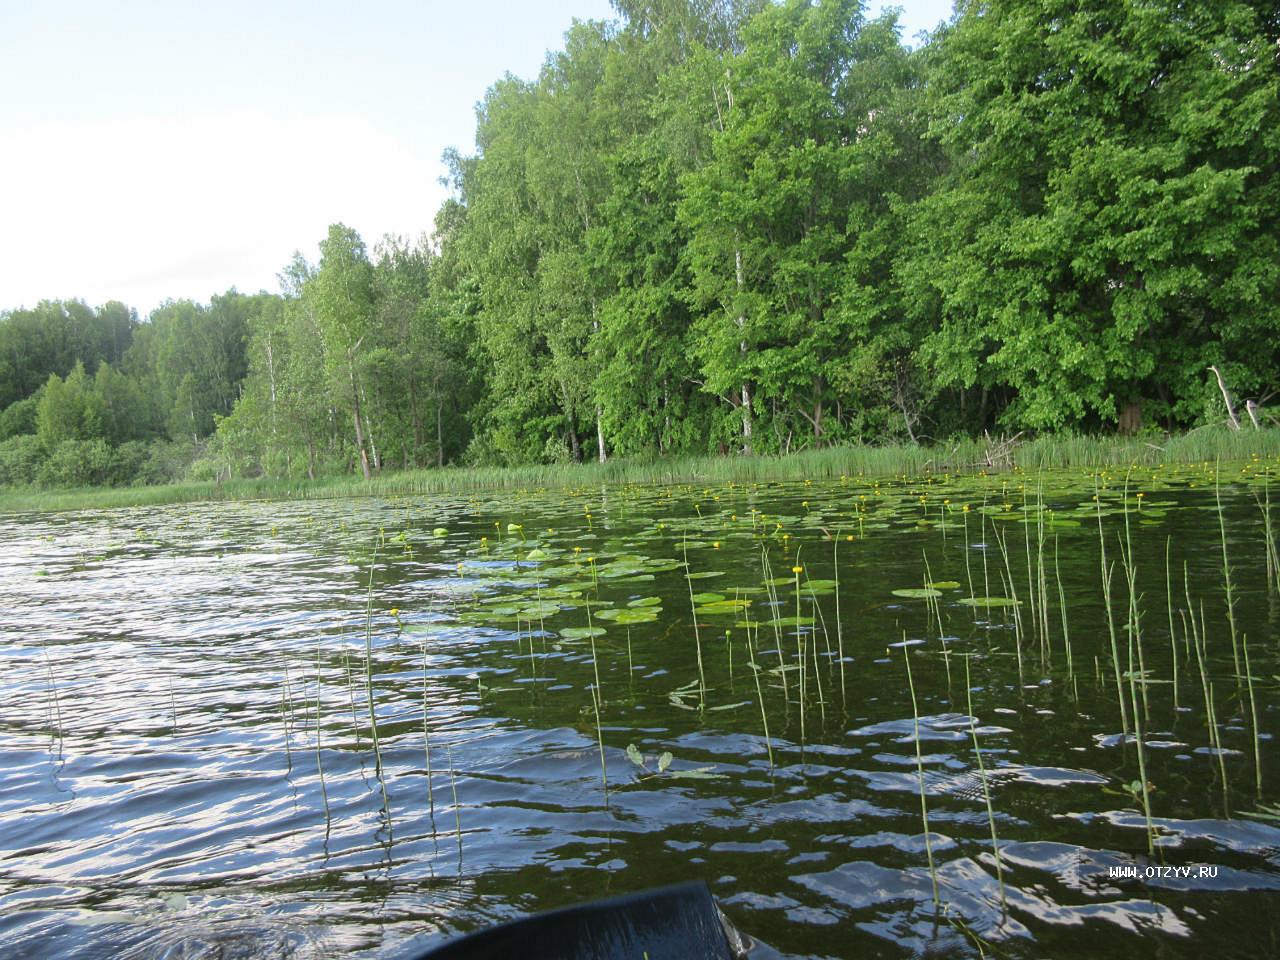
[
  {"xmin": 959, "ymin": 596, "xmax": 1022, "ymax": 608},
  {"xmin": 695, "ymin": 599, "xmax": 751, "ymax": 614},
  {"xmin": 892, "ymin": 588, "xmax": 942, "ymax": 599},
  {"xmin": 596, "ymin": 608, "xmax": 660, "ymax": 624},
  {"xmin": 560, "ymin": 626, "xmax": 606, "ymax": 640},
  {"xmin": 519, "ymin": 601, "xmax": 562, "ymax": 619}
]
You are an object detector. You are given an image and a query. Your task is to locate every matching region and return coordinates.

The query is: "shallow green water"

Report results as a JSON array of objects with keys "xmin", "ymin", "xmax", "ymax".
[{"xmin": 3, "ymin": 461, "xmax": 1280, "ymax": 958}]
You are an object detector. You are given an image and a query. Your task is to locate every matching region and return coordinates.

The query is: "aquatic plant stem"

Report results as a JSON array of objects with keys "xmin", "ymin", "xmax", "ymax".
[
  {"xmin": 446, "ymin": 741, "xmax": 463, "ymax": 868},
  {"xmin": 42, "ymin": 645, "xmax": 63, "ymax": 751},
  {"xmin": 1215, "ymin": 461, "xmax": 1242, "ymax": 679},
  {"xmin": 834, "ymin": 530, "xmax": 847, "ymax": 706},
  {"xmin": 314, "ymin": 646, "xmax": 331, "ymax": 824},
  {"xmin": 903, "ymin": 642, "xmax": 940, "ymax": 909},
  {"xmin": 1053, "ymin": 535, "xmax": 1074, "ymax": 694},
  {"xmin": 586, "ymin": 604, "xmax": 609, "ymax": 800},
  {"xmin": 964, "ymin": 657, "xmax": 1006, "ymax": 916},
  {"xmin": 1095, "ymin": 485, "xmax": 1131, "ymax": 738},
  {"xmin": 1165, "ymin": 537, "xmax": 1178, "ymax": 710},
  {"xmin": 682, "ymin": 531, "xmax": 707, "ymax": 709},
  {"xmin": 1244, "ymin": 633, "xmax": 1262, "ymax": 796},
  {"xmin": 361, "ymin": 547, "xmax": 391, "ymax": 822},
  {"xmin": 422, "ymin": 641, "xmax": 436, "ymax": 831}
]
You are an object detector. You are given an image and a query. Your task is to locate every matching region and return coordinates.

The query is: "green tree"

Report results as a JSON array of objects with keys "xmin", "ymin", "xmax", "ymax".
[
  {"xmin": 36, "ymin": 361, "xmax": 105, "ymax": 448},
  {"xmin": 902, "ymin": 0, "xmax": 1280, "ymax": 430},
  {"xmin": 309, "ymin": 224, "xmax": 378, "ymax": 478}
]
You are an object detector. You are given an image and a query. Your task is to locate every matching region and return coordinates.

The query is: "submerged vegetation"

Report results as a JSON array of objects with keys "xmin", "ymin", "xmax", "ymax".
[{"xmin": 2, "ymin": 0, "xmax": 1278, "ymax": 496}]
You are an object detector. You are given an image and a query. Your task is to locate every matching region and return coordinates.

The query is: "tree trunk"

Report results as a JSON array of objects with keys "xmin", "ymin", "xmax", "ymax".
[
  {"xmin": 436, "ymin": 398, "xmax": 444, "ymax": 467},
  {"xmin": 813, "ymin": 375, "xmax": 824, "ymax": 441},
  {"xmin": 558, "ymin": 379, "xmax": 582, "ymax": 462},
  {"xmin": 596, "ymin": 406, "xmax": 607, "ymax": 463},
  {"xmin": 568, "ymin": 421, "xmax": 582, "ymax": 462},
  {"xmin": 1209, "ymin": 365, "xmax": 1241, "ymax": 430},
  {"xmin": 718, "ymin": 75, "xmax": 753, "ymax": 457},
  {"xmin": 735, "ymin": 247, "xmax": 753, "ymax": 454},
  {"xmin": 408, "ymin": 375, "xmax": 424, "ymax": 459},
  {"xmin": 1118, "ymin": 400, "xmax": 1142, "ymax": 435},
  {"xmin": 358, "ymin": 379, "xmax": 380, "ymax": 470},
  {"xmin": 348, "ymin": 359, "xmax": 371, "ymax": 481}
]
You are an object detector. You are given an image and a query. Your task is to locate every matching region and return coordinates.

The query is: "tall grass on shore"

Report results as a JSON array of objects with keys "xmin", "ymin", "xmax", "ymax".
[{"xmin": 6, "ymin": 427, "xmax": 1279, "ymax": 514}]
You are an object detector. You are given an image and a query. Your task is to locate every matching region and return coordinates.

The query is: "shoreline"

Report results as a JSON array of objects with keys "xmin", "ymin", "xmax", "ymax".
[{"xmin": 3, "ymin": 427, "xmax": 1278, "ymax": 515}]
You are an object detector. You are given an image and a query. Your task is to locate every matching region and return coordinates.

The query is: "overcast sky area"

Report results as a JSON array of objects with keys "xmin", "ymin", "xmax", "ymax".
[{"xmin": 0, "ymin": 0, "xmax": 955, "ymax": 317}]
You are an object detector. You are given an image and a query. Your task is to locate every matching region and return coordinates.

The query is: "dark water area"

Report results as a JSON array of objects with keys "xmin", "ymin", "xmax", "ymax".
[{"xmin": 3, "ymin": 462, "xmax": 1280, "ymax": 958}]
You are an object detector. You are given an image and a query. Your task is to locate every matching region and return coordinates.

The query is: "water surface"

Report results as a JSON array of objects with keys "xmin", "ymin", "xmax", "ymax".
[{"xmin": 3, "ymin": 463, "xmax": 1280, "ymax": 957}]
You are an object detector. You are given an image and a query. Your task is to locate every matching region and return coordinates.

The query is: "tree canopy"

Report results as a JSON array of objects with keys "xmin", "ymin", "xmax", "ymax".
[{"xmin": 3, "ymin": 0, "xmax": 1277, "ymax": 487}]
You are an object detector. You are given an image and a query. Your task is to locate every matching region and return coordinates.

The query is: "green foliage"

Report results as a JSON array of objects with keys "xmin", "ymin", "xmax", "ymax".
[
  {"xmin": 36, "ymin": 362, "xmax": 105, "ymax": 448},
  {"xmin": 903, "ymin": 0, "xmax": 1280, "ymax": 431},
  {"xmin": 4, "ymin": 0, "xmax": 1278, "ymax": 490},
  {"xmin": 0, "ymin": 300, "xmax": 136, "ymax": 410},
  {"xmin": 35, "ymin": 438, "xmax": 115, "ymax": 487},
  {"xmin": 0, "ymin": 397, "xmax": 38, "ymax": 440},
  {"xmin": 0, "ymin": 435, "xmax": 44, "ymax": 486}
]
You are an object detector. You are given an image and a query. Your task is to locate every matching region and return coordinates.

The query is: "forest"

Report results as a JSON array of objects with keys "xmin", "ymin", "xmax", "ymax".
[{"xmin": 1, "ymin": 0, "xmax": 1277, "ymax": 489}]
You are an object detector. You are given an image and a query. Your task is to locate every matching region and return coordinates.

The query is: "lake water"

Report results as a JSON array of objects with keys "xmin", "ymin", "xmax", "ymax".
[{"xmin": 3, "ymin": 463, "xmax": 1279, "ymax": 958}]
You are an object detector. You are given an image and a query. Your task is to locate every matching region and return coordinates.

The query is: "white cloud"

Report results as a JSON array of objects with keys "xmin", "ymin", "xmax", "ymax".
[{"xmin": 0, "ymin": 112, "xmax": 444, "ymax": 314}]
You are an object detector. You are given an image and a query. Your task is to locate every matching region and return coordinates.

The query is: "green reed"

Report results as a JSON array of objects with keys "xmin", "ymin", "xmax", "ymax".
[
  {"xmin": 362, "ymin": 556, "xmax": 384, "ymax": 778},
  {"xmin": 446, "ymin": 741, "xmax": 463, "ymax": 867},
  {"xmin": 682, "ymin": 531, "xmax": 707, "ymax": 709},
  {"xmin": 803, "ymin": 575, "xmax": 828, "ymax": 724},
  {"xmin": 1260, "ymin": 468, "xmax": 1279, "ymax": 596},
  {"xmin": 962, "ymin": 506, "xmax": 976, "ymax": 601},
  {"xmin": 344, "ymin": 652, "xmax": 361, "ymax": 750},
  {"xmin": 1035, "ymin": 481, "xmax": 1052, "ymax": 660},
  {"xmin": 964, "ymin": 656, "xmax": 1006, "ymax": 915},
  {"xmin": 1118, "ymin": 483, "xmax": 1155, "ymax": 854},
  {"xmin": 421, "ymin": 640, "xmax": 436, "ymax": 830},
  {"xmin": 1186, "ymin": 582, "xmax": 1229, "ymax": 814},
  {"xmin": 992, "ymin": 526, "xmax": 1024, "ymax": 678},
  {"xmin": 1095, "ymin": 487, "xmax": 1131, "ymax": 738},
  {"xmin": 763, "ymin": 546, "xmax": 791, "ymax": 705},
  {"xmin": 41, "ymin": 645, "xmax": 63, "ymax": 750},
  {"xmin": 833, "ymin": 530, "xmax": 847, "ymax": 705},
  {"xmin": 1244, "ymin": 633, "xmax": 1262, "ymax": 796},
  {"xmin": 1053, "ymin": 534, "xmax": 1075, "ymax": 693},
  {"xmin": 903, "ymin": 642, "xmax": 940, "ymax": 908},
  {"xmin": 1215, "ymin": 462, "xmax": 1241, "ymax": 679},
  {"xmin": 315, "ymin": 646, "xmax": 331, "ymax": 824},
  {"xmin": 280, "ymin": 665, "xmax": 294, "ymax": 771},
  {"xmin": 360, "ymin": 549, "xmax": 391, "ymax": 820},
  {"xmin": 1164, "ymin": 537, "xmax": 1178, "ymax": 710},
  {"xmin": 1121, "ymin": 478, "xmax": 1150, "ymax": 721},
  {"xmin": 588, "ymin": 604, "xmax": 609, "ymax": 799},
  {"xmin": 794, "ymin": 557, "xmax": 807, "ymax": 744},
  {"xmin": 1021, "ymin": 483, "xmax": 1040, "ymax": 655}
]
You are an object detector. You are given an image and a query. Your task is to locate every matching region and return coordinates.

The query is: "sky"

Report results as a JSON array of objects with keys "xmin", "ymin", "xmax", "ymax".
[{"xmin": 0, "ymin": 0, "xmax": 955, "ymax": 316}]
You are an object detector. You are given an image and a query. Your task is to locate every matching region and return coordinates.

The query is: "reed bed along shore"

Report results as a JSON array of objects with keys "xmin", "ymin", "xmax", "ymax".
[{"xmin": 3, "ymin": 426, "xmax": 1279, "ymax": 514}]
